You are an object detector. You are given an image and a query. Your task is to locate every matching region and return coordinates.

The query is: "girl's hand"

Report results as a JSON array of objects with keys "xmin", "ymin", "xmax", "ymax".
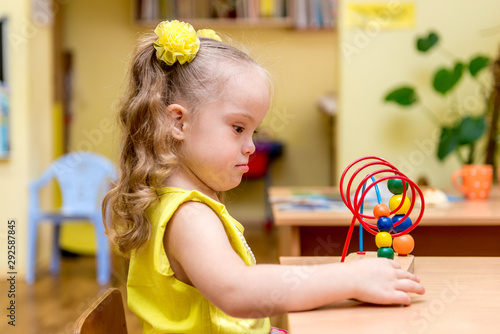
[{"xmin": 347, "ymin": 258, "xmax": 425, "ymax": 305}]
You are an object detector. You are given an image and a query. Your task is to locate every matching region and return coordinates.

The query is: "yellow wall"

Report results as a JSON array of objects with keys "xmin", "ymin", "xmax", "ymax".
[
  {"xmin": 221, "ymin": 27, "xmax": 337, "ymax": 222},
  {"xmin": 0, "ymin": 0, "xmax": 55, "ymax": 278},
  {"xmin": 1, "ymin": 0, "xmax": 498, "ymax": 277},
  {"xmin": 62, "ymin": 0, "xmax": 336, "ymax": 225},
  {"xmin": 337, "ymin": 0, "xmax": 500, "ymax": 187},
  {"xmin": 69, "ymin": 0, "xmax": 500, "ymax": 227}
]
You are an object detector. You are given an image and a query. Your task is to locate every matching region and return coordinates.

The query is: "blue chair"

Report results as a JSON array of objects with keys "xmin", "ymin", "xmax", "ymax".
[{"xmin": 27, "ymin": 152, "xmax": 116, "ymax": 285}]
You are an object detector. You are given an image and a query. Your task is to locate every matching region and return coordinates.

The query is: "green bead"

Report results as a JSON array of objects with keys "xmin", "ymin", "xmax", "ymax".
[
  {"xmin": 387, "ymin": 179, "xmax": 408, "ymax": 195},
  {"xmin": 377, "ymin": 247, "xmax": 395, "ymax": 259}
]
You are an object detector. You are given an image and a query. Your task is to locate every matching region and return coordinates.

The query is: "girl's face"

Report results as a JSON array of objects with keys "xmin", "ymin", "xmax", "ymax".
[{"xmin": 176, "ymin": 67, "xmax": 270, "ymax": 196}]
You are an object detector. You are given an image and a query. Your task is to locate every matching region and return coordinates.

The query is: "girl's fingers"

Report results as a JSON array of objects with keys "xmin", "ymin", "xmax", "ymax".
[
  {"xmin": 391, "ymin": 291, "xmax": 412, "ymax": 306},
  {"xmin": 396, "ymin": 269, "xmax": 421, "ymax": 283},
  {"xmin": 387, "ymin": 259, "xmax": 402, "ymax": 269},
  {"xmin": 395, "ymin": 279, "xmax": 426, "ymax": 295}
]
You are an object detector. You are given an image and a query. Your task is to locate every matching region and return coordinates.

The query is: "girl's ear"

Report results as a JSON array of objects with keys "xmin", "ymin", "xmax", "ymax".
[{"xmin": 167, "ymin": 104, "xmax": 188, "ymax": 140}]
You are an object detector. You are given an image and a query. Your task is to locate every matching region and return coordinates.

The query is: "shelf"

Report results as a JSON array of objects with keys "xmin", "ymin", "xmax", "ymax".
[
  {"xmin": 134, "ymin": 0, "xmax": 337, "ymax": 30},
  {"xmin": 136, "ymin": 17, "xmax": 294, "ymax": 29}
]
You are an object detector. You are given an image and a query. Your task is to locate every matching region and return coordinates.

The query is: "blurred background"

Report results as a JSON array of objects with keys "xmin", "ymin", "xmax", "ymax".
[{"xmin": 0, "ymin": 0, "xmax": 499, "ymax": 332}]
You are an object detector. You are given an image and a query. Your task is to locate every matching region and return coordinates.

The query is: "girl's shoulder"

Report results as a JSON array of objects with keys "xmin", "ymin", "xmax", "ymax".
[{"xmin": 170, "ymin": 199, "xmax": 220, "ymax": 226}]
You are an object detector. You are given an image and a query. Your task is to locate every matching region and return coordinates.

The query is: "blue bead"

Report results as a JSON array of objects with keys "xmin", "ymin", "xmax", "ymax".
[
  {"xmin": 377, "ymin": 216, "xmax": 393, "ymax": 232},
  {"xmin": 392, "ymin": 215, "xmax": 412, "ymax": 233}
]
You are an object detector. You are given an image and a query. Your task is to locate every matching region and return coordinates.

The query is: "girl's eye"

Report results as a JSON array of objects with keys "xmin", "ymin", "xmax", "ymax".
[{"xmin": 233, "ymin": 126, "xmax": 244, "ymax": 134}]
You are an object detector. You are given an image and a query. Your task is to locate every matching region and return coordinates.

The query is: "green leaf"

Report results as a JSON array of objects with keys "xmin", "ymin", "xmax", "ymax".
[
  {"xmin": 437, "ymin": 116, "xmax": 487, "ymax": 161},
  {"xmin": 437, "ymin": 126, "xmax": 459, "ymax": 161},
  {"xmin": 432, "ymin": 62, "xmax": 464, "ymax": 95},
  {"xmin": 384, "ymin": 86, "xmax": 418, "ymax": 106},
  {"xmin": 456, "ymin": 116, "xmax": 487, "ymax": 145},
  {"xmin": 469, "ymin": 55, "xmax": 490, "ymax": 77},
  {"xmin": 416, "ymin": 32, "xmax": 439, "ymax": 52}
]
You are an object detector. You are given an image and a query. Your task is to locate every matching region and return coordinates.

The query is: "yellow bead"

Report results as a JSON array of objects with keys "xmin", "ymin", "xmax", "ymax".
[
  {"xmin": 375, "ymin": 232, "xmax": 392, "ymax": 248},
  {"xmin": 389, "ymin": 194, "xmax": 411, "ymax": 215}
]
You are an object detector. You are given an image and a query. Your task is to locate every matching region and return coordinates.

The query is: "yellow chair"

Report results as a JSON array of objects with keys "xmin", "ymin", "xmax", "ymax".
[{"xmin": 72, "ymin": 288, "xmax": 128, "ymax": 334}]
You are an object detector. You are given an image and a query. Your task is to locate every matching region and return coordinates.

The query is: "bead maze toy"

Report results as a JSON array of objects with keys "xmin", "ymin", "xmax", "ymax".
[{"xmin": 339, "ymin": 156, "xmax": 425, "ymax": 272}]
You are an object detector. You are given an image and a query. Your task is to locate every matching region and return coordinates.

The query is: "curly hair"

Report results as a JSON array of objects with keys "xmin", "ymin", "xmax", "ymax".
[{"xmin": 103, "ymin": 33, "xmax": 267, "ymax": 256}]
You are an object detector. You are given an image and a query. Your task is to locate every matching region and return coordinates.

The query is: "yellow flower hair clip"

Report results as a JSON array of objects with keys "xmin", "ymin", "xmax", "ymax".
[
  {"xmin": 154, "ymin": 20, "xmax": 200, "ymax": 66},
  {"xmin": 153, "ymin": 20, "xmax": 222, "ymax": 66},
  {"xmin": 197, "ymin": 29, "xmax": 222, "ymax": 42}
]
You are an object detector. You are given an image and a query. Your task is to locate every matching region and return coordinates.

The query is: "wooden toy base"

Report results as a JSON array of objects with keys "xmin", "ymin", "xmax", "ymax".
[{"xmin": 345, "ymin": 252, "xmax": 415, "ymax": 273}]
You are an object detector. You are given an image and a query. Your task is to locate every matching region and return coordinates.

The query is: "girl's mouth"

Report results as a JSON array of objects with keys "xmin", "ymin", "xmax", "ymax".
[{"xmin": 236, "ymin": 164, "xmax": 249, "ymax": 172}]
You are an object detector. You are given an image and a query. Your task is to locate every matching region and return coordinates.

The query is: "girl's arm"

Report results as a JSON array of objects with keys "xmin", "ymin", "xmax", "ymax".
[{"xmin": 165, "ymin": 202, "xmax": 425, "ymax": 318}]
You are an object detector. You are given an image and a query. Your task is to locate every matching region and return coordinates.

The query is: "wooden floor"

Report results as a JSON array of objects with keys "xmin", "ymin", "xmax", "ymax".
[{"xmin": 0, "ymin": 225, "xmax": 279, "ymax": 334}]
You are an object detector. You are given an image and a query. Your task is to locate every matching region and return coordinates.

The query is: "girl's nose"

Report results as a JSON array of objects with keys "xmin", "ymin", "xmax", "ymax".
[{"xmin": 243, "ymin": 139, "xmax": 255, "ymax": 155}]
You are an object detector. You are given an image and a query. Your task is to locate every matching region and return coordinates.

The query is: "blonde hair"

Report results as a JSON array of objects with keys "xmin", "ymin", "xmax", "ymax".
[{"xmin": 103, "ymin": 33, "xmax": 266, "ymax": 256}]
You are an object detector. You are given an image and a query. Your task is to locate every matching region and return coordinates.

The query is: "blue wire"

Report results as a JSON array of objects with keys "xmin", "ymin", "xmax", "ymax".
[
  {"xmin": 359, "ymin": 177, "xmax": 382, "ymax": 253},
  {"xmin": 359, "ymin": 182, "xmax": 366, "ymax": 253},
  {"xmin": 371, "ymin": 176, "xmax": 382, "ymax": 204}
]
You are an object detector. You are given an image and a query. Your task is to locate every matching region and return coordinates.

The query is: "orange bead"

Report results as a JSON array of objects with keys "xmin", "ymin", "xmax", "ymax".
[
  {"xmin": 393, "ymin": 234, "xmax": 415, "ymax": 255},
  {"xmin": 373, "ymin": 204, "xmax": 391, "ymax": 218}
]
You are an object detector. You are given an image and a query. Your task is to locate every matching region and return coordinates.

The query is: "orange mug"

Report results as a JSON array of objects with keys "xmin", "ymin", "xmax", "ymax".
[{"xmin": 451, "ymin": 164, "xmax": 493, "ymax": 200}]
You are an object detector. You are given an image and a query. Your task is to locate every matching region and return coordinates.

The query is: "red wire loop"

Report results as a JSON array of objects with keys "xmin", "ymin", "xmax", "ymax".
[{"xmin": 339, "ymin": 157, "xmax": 425, "ymax": 262}]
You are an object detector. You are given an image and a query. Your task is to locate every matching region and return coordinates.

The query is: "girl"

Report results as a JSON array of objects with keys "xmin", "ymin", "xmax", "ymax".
[{"xmin": 104, "ymin": 20, "xmax": 425, "ymax": 334}]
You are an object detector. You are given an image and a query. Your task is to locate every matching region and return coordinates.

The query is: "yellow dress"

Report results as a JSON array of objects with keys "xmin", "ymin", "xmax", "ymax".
[{"xmin": 127, "ymin": 187, "xmax": 271, "ymax": 334}]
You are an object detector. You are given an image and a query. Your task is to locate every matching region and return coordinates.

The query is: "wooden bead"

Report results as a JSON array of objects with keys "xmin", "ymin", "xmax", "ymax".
[
  {"xmin": 373, "ymin": 204, "xmax": 391, "ymax": 218},
  {"xmin": 392, "ymin": 214, "xmax": 412, "ymax": 233},
  {"xmin": 393, "ymin": 234, "xmax": 415, "ymax": 256},
  {"xmin": 377, "ymin": 216, "xmax": 393, "ymax": 232},
  {"xmin": 389, "ymin": 194, "xmax": 411, "ymax": 215},
  {"xmin": 377, "ymin": 247, "xmax": 394, "ymax": 259},
  {"xmin": 387, "ymin": 178, "xmax": 408, "ymax": 195},
  {"xmin": 375, "ymin": 232, "xmax": 392, "ymax": 248}
]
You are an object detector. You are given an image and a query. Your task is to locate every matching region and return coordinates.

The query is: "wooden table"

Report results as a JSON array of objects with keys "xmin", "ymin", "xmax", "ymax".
[
  {"xmin": 280, "ymin": 256, "xmax": 500, "ymax": 334},
  {"xmin": 270, "ymin": 187, "xmax": 500, "ymax": 256}
]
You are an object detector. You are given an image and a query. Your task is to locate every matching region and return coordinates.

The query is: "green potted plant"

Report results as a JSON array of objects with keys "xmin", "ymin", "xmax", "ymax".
[
  {"xmin": 384, "ymin": 31, "xmax": 493, "ymax": 164},
  {"xmin": 384, "ymin": 31, "xmax": 499, "ymax": 198}
]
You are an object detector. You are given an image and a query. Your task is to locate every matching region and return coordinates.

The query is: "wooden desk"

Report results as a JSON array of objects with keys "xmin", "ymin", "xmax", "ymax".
[
  {"xmin": 270, "ymin": 187, "xmax": 500, "ymax": 256},
  {"xmin": 280, "ymin": 256, "xmax": 500, "ymax": 334}
]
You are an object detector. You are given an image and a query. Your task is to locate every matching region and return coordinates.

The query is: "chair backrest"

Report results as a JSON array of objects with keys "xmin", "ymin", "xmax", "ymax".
[
  {"xmin": 43, "ymin": 152, "xmax": 116, "ymax": 215},
  {"xmin": 73, "ymin": 288, "xmax": 128, "ymax": 334}
]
